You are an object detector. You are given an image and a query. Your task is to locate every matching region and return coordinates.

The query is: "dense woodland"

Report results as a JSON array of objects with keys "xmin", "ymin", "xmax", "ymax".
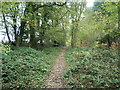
[{"xmin": 0, "ymin": 1, "xmax": 120, "ymax": 89}]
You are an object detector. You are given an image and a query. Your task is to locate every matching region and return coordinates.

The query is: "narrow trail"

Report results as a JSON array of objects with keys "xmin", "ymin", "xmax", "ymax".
[{"xmin": 44, "ymin": 47, "xmax": 67, "ymax": 88}]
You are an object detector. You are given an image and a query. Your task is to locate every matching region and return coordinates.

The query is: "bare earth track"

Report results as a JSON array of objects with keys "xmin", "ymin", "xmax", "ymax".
[{"xmin": 45, "ymin": 47, "xmax": 67, "ymax": 88}]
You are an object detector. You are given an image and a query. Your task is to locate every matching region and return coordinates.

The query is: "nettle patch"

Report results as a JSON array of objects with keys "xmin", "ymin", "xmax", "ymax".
[
  {"xmin": 2, "ymin": 47, "xmax": 61, "ymax": 89},
  {"xmin": 64, "ymin": 47, "xmax": 119, "ymax": 88}
]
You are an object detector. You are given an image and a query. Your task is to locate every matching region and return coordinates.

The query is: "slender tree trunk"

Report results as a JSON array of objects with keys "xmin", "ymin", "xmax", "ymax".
[
  {"xmin": 71, "ymin": 26, "xmax": 74, "ymax": 48},
  {"xmin": 30, "ymin": 25, "xmax": 36, "ymax": 48},
  {"xmin": 62, "ymin": 19, "xmax": 67, "ymax": 46},
  {"xmin": 39, "ymin": 26, "xmax": 45, "ymax": 47},
  {"xmin": 39, "ymin": 7, "xmax": 47, "ymax": 47},
  {"xmin": 2, "ymin": 11, "xmax": 11, "ymax": 43},
  {"xmin": 118, "ymin": 2, "xmax": 120, "ymax": 57},
  {"xmin": 12, "ymin": 15, "xmax": 19, "ymax": 47},
  {"xmin": 28, "ymin": 3, "xmax": 37, "ymax": 48},
  {"xmin": 71, "ymin": 22, "xmax": 78, "ymax": 48},
  {"xmin": 19, "ymin": 20, "xmax": 26, "ymax": 45},
  {"xmin": 16, "ymin": 36, "xmax": 20, "ymax": 47},
  {"xmin": 107, "ymin": 35, "xmax": 112, "ymax": 47},
  {"xmin": 118, "ymin": 37, "xmax": 120, "ymax": 56}
]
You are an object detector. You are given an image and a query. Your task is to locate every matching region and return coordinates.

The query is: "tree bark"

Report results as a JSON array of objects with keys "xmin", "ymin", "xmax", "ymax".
[
  {"xmin": 2, "ymin": 11, "xmax": 11, "ymax": 43},
  {"xmin": 29, "ymin": 25, "xmax": 36, "ymax": 48},
  {"xmin": 107, "ymin": 38, "xmax": 112, "ymax": 47},
  {"xmin": 71, "ymin": 25, "xmax": 76, "ymax": 48},
  {"xmin": 118, "ymin": 37, "xmax": 120, "ymax": 56},
  {"xmin": 118, "ymin": 2, "xmax": 120, "ymax": 57},
  {"xmin": 19, "ymin": 20, "xmax": 26, "ymax": 45}
]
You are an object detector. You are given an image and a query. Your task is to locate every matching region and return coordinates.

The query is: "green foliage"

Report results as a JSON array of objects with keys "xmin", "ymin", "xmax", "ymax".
[
  {"xmin": 93, "ymin": 2, "xmax": 119, "ymax": 47},
  {"xmin": 76, "ymin": 8, "xmax": 104, "ymax": 46},
  {"xmin": 64, "ymin": 47, "xmax": 119, "ymax": 88},
  {"xmin": 0, "ymin": 43, "xmax": 11, "ymax": 55},
  {"xmin": 2, "ymin": 47, "xmax": 61, "ymax": 89},
  {"xmin": 77, "ymin": 2, "xmax": 119, "ymax": 48}
]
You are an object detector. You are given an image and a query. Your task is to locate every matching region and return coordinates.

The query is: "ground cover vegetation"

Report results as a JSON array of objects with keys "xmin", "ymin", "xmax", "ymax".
[
  {"xmin": 1, "ymin": 43, "xmax": 61, "ymax": 89},
  {"xmin": 64, "ymin": 47, "xmax": 119, "ymax": 88},
  {"xmin": 0, "ymin": 0, "xmax": 120, "ymax": 89}
]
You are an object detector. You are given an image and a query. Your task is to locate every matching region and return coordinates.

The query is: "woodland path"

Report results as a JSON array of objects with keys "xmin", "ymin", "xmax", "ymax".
[{"xmin": 44, "ymin": 47, "xmax": 67, "ymax": 88}]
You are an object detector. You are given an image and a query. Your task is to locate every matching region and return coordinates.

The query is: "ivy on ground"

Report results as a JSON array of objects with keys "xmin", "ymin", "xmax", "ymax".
[
  {"xmin": 2, "ymin": 46, "xmax": 61, "ymax": 89},
  {"xmin": 64, "ymin": 47, "xmax": 120, "ymax": 88}
]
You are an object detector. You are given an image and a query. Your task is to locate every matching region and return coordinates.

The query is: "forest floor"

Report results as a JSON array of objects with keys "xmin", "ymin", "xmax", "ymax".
[{"xmin": 44, "ymin": 47, "xmax": 67, "ymax": 88}]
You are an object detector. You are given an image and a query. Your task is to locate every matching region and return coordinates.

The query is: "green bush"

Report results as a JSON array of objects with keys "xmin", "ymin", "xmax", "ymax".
[{"xmin": 0, "ymin": 43, "xmax": 11, "ymax": 55}]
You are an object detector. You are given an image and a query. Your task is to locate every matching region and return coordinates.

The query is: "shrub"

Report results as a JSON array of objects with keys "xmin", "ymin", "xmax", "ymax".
[{"xmin": 0, "ymin": 43, "xmax": 11, "ymax": 55}]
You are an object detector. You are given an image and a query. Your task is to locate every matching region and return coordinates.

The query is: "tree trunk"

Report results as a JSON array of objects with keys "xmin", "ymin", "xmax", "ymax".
[
  {"xmin": 71, "ymin": 23, "xmax": 78, "ymax": 48},
  {"xmin": 118, "ymin": 2, "xmax": 120, "ymax": 57},
  {"xmin": 12, "ymin": 15, "xmax": 18, "ymax": 46},
  {"xmin": 71, "ymin": 27, "xmax": 74, "ymax": 48},
  {"xmin": 2, "ymin": 11, "xmax": 11, "ymax": 43},
  {"xmin": 30, "ymin": 26, "xmax": 36, "ymax": 48},
  {"xmin": 28, "ymin": 3, "xmax": 37, "ymax": 48},
  {"xmin": 19, "ymin": 20, "xmax": 26, "ymax": 46},
  {"xmin": 107, "ymin": 38, "xmax": 112, "ymax": 47},
  {"xmin": 16, "ymin": 36, "xmax": 20, "ymax": 47},
  {"xmin": 118, "ymin": 37, "xmax": 120, "ymax": 56}
]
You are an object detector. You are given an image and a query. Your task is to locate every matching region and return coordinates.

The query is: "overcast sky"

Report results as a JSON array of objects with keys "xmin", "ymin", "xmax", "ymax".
[
  {"xmin": 0, "ymin": 0, "xmax": 95, "ymax": 42},
  {"xmin": 86, "ymin": 0, "xmax": 95, "ymax": 7}
]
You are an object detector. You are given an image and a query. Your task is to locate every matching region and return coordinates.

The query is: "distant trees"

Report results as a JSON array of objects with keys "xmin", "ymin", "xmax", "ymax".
[
  {"xmin": 1, "ymin": 2, "xmax": 27, "ymax": 46},
  {"xmin": 0, "ymin": 1, "xmax": 87, "ymax": 49},
  {"xmin": 69, "ymin": 2, "xmax": 86, "ymax": 47},
  {"xmin": 71, "ymin": 1, "xmax": 119, "ymax": 49},
  {"xmin": 0, "ymin": 1, "xmax": 119, "ymax": 50},
  {"xmin": 92, "ymin": 2, "xmax": 119, "ymax": 48},
  {"xmin": 0, "ymin": 2, "xmax": 68, "ymax": 48}
]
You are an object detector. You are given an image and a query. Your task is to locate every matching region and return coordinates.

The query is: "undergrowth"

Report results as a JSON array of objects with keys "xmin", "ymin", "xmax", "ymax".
[
  {"xmin": 1, "ymin": 45, "xmax": 61, "ymax": 89},
  {"xmin": 64, "ymin": 47, "xmax": 120, "ymax": 88}
]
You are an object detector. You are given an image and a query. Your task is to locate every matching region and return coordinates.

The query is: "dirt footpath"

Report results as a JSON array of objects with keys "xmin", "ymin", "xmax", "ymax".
[{"xmin": 45, "ymin": 47, "xmax": 67, "ymax": 88}]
